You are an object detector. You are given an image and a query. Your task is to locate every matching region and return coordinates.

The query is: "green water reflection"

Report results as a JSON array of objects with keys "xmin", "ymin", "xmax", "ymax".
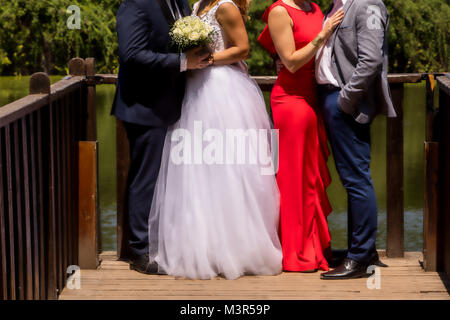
[{"xmin": 1, "ymin": 77, "xmax": 433, "ymax": 252}]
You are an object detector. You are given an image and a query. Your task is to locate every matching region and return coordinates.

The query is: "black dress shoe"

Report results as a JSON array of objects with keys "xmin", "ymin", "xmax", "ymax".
[
  {"xmin": 320, "ymin": 258, "xmax": 369, "ymax": 280},
  {"xmin": 367, "ymin": 252, "xmax": 388, "ymax": 268},
  {"xmin": 129, "ymin": 254, "xmax": 159, "ymax": 275}
]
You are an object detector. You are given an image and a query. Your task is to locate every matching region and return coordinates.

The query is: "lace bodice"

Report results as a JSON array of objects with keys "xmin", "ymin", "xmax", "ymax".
[{"xmin": 192, "ymin": 0, "xmax": 238, "ymax": 52}]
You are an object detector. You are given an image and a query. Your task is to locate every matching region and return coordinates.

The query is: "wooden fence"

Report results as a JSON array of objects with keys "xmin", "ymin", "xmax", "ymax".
[
  {"xmin": 0, "ymin": 58, "xmax": 99, "ymax": 300},
  {"xmin": 0, "ymin": 57, "xmax": 449, "ymax": 299}
]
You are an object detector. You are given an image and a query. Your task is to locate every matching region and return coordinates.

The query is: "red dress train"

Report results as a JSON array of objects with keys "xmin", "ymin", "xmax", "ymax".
[{"xmin": 259, "ymin": 1, "xmax": 333, "ymax": 271}]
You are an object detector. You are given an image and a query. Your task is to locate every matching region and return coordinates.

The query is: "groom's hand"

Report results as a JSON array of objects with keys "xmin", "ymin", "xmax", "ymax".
[{"xmin": 186, "ymin": 47, "xmax": 212, "ymax": 70}]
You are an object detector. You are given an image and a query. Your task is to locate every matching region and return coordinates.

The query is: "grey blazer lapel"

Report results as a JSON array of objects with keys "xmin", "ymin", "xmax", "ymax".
[{"xmin": 330, "ymin": 0, "xmax": 355, "ymax": 51}]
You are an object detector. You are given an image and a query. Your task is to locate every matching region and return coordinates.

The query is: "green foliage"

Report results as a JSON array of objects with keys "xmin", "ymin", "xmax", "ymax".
[
  {"xmin": 0, "ymin": 0, "xmax": 120, "ymax": 75},
  {"xmin": 0, "ymin": 0, "xmax": 448, "ymax": 76},
  {"xmin": 245, "ymin": 0, "xmax": 278, "ymax": 75},
  {"xmin": 244, "ymin": 0, "xmax": 449, "ymax": 75},
  {"xmin": 385, "ymin": 0, "xmax": 449, "ymax": 72}
]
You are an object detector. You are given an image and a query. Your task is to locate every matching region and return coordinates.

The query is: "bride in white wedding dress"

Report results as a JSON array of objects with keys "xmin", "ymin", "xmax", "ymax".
[{"xmin": 148, "ymin": 0, "xmax": 282, "ymax": 279}]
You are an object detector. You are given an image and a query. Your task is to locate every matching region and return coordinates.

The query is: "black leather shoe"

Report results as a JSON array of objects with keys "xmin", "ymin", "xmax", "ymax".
[
  {"xmin": 367, "ymin": 252, "xmax": 388, "ymax": 268},
  {"xmin": 129, "ymin": 254, "xmax": 159, "ymax": 275},
  {"xmin": 320, "ymin": 258, "xmax": 369, "ymax": 280}
]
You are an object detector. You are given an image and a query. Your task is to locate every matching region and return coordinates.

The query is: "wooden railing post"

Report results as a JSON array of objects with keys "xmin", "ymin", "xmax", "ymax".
[
  {"xmin": 78, "ymin": 141, "xmax": 99, "ymax": 269},
  {"xmin": 423, "ymin": 75, "xmax": 439, "ymax": 271},
  {"xmin": 424, "ymin": 142, "xmax": 439, "ymax": 271},
  {"xmin": 437, "ymin": 76, "xmax": 450, "ymax": 276},
  {"xmin": 386, "ymin": 83, "xmax": 405, "ymax": 258},
  {"xmin": 85, "ymin": 58, "xmax": 101, "ymax": 254},
  {"xmin": 69, "ymin": 57, "xmax": 100, "ymax": 269},
  {"xmin": 68, "ymin": 57, "xmax": 85, "ymax": 76},
  {"xmin": 85, "ymin": 58, "xmax": 97, "ymax": 141},
  {"xmin": 425, "ymin": 75, "xmax": 437, "ymax": 141},
  {"xmin": 0, "ymin": 129, "xmax": 6, "ymax": 300},
  {"xmin": 29, "ymin": 73, "xmax": 50, "ymax": 95},
  {"xmin": 69, "ymin": 57, "xmax": 87, "ymax": 141}
]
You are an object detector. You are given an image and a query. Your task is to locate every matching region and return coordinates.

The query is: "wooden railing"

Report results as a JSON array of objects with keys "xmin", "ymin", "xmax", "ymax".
[
  {"xmin": 0, "ymin": 58, "xmax": 99, "ymax": 300},
  {"xmin": 0, "ymin": 57, "xmax": 449, "ymax": 299}
]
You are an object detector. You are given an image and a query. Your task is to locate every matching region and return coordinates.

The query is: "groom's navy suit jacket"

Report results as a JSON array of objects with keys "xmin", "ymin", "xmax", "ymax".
[{"xmin": 112, "ymin": 0, "xmax": 191, "ymax": 127}]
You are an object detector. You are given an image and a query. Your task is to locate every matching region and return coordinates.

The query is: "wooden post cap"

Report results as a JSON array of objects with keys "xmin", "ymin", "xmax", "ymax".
[
  {"xmin": 69, "ymin": 57, "xmax": 85, "ymax": 76},
  {"xmin": 29, "ymin": 72, "xmax": 50, "ymax": 94}
]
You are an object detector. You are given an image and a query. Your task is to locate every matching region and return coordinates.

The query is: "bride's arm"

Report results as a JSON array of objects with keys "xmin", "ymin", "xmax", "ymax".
[
  {"xmin": 211, "ymin": 3, "xmax": 250, "ymax": 66},
  {"xmin": 268, "ymin": 6, "xmax": 344, "ymax": 74}
]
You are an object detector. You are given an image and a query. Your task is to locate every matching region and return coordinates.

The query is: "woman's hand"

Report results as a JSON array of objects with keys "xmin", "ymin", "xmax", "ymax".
[{"xmin": 319, "ymin": 9, "xmax": 344, "ymax": 40}]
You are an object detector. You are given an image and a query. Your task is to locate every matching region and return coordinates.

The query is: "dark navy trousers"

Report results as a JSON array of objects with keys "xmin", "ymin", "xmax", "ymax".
[
  {"xmin": 319, "ymin": 87, "xmax": 378, "ymax": 263},
  {"xmin": 124, "ymin": 122, "xmax": 167, "ymax": 258}
]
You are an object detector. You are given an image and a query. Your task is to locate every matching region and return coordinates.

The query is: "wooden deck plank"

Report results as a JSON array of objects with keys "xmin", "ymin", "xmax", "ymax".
[{"xmin": 59, "ymin": 252, "xmax": 449, "ymax": 300}]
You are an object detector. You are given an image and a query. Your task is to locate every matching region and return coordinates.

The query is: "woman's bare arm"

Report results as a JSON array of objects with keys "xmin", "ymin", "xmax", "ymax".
[
  {"xmin": 211, "ymin": 3, "xmax": 250, "ymax": 66},
  {"xmin": 268, "ymin": 6, "xmax": 343, "ymax": 73}
]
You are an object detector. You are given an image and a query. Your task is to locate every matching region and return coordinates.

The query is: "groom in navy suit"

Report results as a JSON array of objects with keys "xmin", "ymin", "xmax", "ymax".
[{"xmin": 112, "ymin": 0, "xmax": 210, "ymax": 274}]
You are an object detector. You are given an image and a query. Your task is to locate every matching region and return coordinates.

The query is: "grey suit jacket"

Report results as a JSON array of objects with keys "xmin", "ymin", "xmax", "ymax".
[{"xmin": 328, "ymin": 0, "xmax": 396, "ymax": 121}]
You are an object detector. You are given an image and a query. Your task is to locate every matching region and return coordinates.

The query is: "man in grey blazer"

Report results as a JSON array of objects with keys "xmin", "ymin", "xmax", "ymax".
[{"xmin": 316, "ymin": 0, "xmax": 395, "ymax": 279}]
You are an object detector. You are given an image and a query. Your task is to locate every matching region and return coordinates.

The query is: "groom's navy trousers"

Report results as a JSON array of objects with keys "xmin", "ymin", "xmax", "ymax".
[
  {"xmin": 319, "ymin": 86, "xmax": 378, "ymax": 264},
  {"xmin": 123, "ymin": 123, "xmax": 167, "ymax": 258}
]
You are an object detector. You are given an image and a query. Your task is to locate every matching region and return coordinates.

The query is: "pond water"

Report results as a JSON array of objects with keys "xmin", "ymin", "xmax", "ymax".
[{"xmin": 1, "ymin": 76, "xmax": 435, "ymax": 252}]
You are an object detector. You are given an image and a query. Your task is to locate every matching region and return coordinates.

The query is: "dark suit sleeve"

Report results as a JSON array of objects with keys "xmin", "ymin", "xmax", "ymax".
[
  {"xmin": 338, "ymin": 0, "xmax": 387, "ymax": 112},
  {"xmin": 117, "ymin": 0, "xmax": 180, "ymax": 74}
]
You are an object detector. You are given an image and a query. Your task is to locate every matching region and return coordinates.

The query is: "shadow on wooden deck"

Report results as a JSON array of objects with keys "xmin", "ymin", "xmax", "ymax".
[{"xmin": 59, "ymin": 251, "xmax": 450, "ymax": 300}]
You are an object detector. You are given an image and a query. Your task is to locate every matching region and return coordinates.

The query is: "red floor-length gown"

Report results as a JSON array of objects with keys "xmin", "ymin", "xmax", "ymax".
[{"xmin": 259, "ymin": 1, "xmax": 333, "ymax": 271}]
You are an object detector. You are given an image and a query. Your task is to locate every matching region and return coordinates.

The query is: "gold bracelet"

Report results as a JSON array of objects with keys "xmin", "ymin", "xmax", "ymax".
[
  {"xmin": 209, "ymin": 54, "xmax": 215, "ymax": 65},
  {"xmin": 311, "ymin": 35, "xmax": 324, "ymax": 48}
]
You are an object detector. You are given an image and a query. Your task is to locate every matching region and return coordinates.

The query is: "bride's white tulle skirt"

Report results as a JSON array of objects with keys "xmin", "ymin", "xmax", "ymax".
[{"xmin": 148, "ymin": 64, "xmax": 282, "ymax": 280}]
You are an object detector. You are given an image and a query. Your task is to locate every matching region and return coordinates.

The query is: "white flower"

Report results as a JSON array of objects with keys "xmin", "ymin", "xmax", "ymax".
[
  {"xmin": 173, "ymin": 28, "xmax": 183, "ymax": 36},
  {"xmin": 200, "ymin": 29, "xmax": 209, "ymax": 39},
  {"xmin": 189, "ymin": 32, "xmax": 200, "ymax": 41},
  {"xmin": 170, "ymin": 16, "xmax": 213, "ymax": 51}
]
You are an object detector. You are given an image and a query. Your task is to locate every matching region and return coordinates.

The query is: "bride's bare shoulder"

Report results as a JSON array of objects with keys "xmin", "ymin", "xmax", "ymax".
[
  {"xmin": 216, "ymin": 1, "xmax": 242, "ymax": 22},
  {"xmin": 216, "ymin": 1, "xmax": 240, "ymax": 14}
]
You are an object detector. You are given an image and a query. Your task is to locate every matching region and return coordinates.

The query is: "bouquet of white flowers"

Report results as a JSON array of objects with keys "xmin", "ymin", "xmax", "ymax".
[{"xmin": 170, "ymin": 16, "xmax": 214, "ymax": 53}]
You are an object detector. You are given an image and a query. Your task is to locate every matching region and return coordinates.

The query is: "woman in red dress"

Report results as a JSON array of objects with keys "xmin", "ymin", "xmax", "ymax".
[{"xmin": 258, "ymin": 0, "xmax": 343, "ymax": 272}]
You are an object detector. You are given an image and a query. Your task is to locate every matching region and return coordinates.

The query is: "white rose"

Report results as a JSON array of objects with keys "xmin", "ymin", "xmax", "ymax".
[
  {"xmin": 194, "ymin": 20, "xmax": 202, "ymax": 30},
  {"xmin": 200, "ymin": 29, "xmax": 209, "ymax": 38},
  {"xmin": 189, "ymin": 32, "xmax": 200, "ymax": 41},
  {"xmin": 173, "ymin": 28, "xmax": 183, "ymax": 36},
  {"xmin": 183, "ymin": 27, "xmax": 192, "ymax": 37}
]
